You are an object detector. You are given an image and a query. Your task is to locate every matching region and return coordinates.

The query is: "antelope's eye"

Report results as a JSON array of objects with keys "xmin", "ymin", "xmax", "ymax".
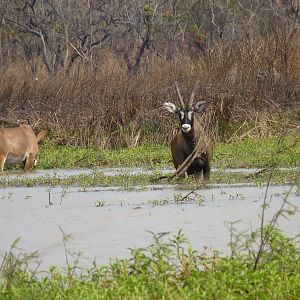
[
  {"xmin": 187, "ymin": 111, "xmax": 193, "ymax": 121},
  {"xmin": 179, "ymin": 111, "xmax": 184, "ymax": 120}
]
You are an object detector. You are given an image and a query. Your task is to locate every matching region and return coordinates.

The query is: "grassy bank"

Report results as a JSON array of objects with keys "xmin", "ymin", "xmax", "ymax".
[
  {"xmin": 1, "ymin": 228, "xmax": 300, "ymax": 299},
  {"xmin": 35, "ymin": 135, "xmax": 300, "ymax": 169}
]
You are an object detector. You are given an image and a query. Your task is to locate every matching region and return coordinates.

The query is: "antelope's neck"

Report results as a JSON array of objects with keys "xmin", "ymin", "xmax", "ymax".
[
  {"xmin": 182, "ymin": 129, "xmax": 197, "ymax": 150},
  {"xmin": 184, "ymin": 117, "xmax": 203, "ymax": 149}
]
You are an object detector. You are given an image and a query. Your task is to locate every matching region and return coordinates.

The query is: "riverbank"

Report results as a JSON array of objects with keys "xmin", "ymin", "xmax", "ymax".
[{"xmin": 13, "ymin": 134, "xmax": 300, "ymax": 170}]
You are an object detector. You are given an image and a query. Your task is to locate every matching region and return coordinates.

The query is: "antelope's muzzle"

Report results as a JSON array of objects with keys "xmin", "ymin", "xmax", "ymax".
[{"xmin": 181, "ymin": 123, "xmax": 191, "ymax": 133}]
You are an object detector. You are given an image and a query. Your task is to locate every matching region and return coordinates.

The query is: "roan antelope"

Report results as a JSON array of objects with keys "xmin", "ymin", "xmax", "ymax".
[
  {"xmin": 163, "ymin": 82, "xmax": 213, "ymax": 180},
  {"xmin": 0, "ymin": 123, "xmax": 48, "ymax": 172}
]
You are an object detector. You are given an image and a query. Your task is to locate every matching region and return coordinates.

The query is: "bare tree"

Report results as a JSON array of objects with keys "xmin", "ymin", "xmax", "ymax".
[
  {"xmin": 1, "ymin": 0, "xmax": 300, "ymax": 76},
  {"xmin": 2, "ymin": 0, "xmax": 112, "ymax": 76}
]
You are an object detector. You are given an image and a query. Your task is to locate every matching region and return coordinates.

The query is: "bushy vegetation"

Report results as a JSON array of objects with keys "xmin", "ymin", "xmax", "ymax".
[
  {"xmin": 0, "ymin": 1, "xmax": 299, "ymax": 148},
  {"xmin": 0, "ymin": 53, "xmax": 299, "ymax": 148},
  {"xmin": 0, "ymin": 228, "xmax": 300, "ymax": 299}
]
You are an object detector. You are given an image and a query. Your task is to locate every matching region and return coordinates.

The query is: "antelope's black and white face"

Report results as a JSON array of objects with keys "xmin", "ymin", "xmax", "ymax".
[
  {"xmin": 163, "ymin": 101, "xmax": 207, "ymax": 134},
  {"xmin": 178, "ymin": 109, "xmax": 194, "ymax": 133}
]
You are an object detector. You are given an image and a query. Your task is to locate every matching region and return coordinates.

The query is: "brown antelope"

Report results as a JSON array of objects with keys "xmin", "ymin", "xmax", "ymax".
[
  {"xmin": 163, "ymin": 82, "xmax": 213, "ymax": 180},
  {"xmin": 0, "ymin": 123, "xmax": 48, "ymax": 172}
]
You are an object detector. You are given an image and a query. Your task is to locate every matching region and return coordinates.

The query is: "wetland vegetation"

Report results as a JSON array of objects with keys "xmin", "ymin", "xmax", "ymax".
[
  {"xmin": 1, "ymin": 133, "xmax": 299, "ymax": 172},
  {"xmin": 1, "ymin": 228, "xmax": 300, "ymax": 299},
  {"xmin": 0, "ymin": 138, "xmax": 299, "ymax": 299},
  {"xmin": 1, "ymin": 133, "xmax": 299, "ymax": 188}
]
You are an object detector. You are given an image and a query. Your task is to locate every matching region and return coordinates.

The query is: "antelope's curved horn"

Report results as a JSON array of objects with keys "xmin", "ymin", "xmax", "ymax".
[
  {"xmin": 174, "ymin": 81, "xmax": 185, "ymax": 108},
  {"xmin": 188, "ymin": 80, "xmax": 199, "ymax": 106}
]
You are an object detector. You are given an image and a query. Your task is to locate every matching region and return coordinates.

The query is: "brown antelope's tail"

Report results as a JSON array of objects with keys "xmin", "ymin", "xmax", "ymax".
[{"xmin": 36, "ymin": 130, "xmax": 48, "ymax": 142}]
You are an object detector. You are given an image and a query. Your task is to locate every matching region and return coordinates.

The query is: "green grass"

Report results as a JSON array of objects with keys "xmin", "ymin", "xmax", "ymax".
[
  {"xmin": 216, "ymin": 136, "xmax": 300, "ymax": 168},
  {"xmin": 2, "ymin": 135, "xmax": 299, "ymax": 171},
  {"xmin": 36, "ymin": 142, "xmax": 170, "ymax": 169},
  {"xmin": 1, "ymin": 228, "xmax": 300, "ymax": 299},
  {"xmin": 32, "ymin": 135, "xmax": 300, "ymax": 170}
]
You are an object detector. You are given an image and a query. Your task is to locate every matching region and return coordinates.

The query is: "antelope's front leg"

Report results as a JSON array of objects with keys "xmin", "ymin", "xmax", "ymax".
[
  {"xmin": 24, "ymin": 154, "xmax": 35, "ymax": 172},
  {"xmin": 0, "ymin": 155, "xmax": 6, "ymax": 172},
  {"xmin": 203, "ymin": 164, "xmax": 211, "ymax": 181}
]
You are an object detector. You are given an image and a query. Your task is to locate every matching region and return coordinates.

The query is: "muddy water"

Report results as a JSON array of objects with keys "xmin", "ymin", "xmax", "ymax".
[
  {"xmin": 0, "ymin": 182, "xmax": 299, "ymax": 271},
  {"xmin": 1, "ymin": 166, "xmax": 299, "ymax": 179},
  {"xmin": 0, "ymin": 167, "xmax": 170, "ymax": 179}
]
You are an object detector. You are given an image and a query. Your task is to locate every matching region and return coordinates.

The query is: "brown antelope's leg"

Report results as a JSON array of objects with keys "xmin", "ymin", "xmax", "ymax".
[
  {"xmin": 203, "ymin": 164, "xmax": 211, "ymax": 180},
  {"xmin": 24, "ymin": 154, "xmax": 35, "ymax": 171},
  {"xmin": 203, "ymin": 171, "xmax": 210, "ymax": 180},
  {"xmin": 0, "ymin": 155, "xmax": 6, "ymax": 172},
  {"xmin": 196, "ymin": 171, "xmax": 203, "ymax": 181}
]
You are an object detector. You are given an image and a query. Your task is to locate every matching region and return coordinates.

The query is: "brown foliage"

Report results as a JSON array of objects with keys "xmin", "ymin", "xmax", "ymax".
[{"xmin": 0, "ymin": 38, "xmax": 299, "ymax": 148}]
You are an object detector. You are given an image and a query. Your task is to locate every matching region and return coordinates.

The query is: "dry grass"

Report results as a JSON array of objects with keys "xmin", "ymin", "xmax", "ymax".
[{"xmin": 0, "ymin": 37, "xmax": 299, "ymax": 148}]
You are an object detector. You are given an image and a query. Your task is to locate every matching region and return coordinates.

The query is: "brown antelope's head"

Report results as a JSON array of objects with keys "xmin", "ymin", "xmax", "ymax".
[{"xmin": 163, "ymin": 81, "xmax": 207, "ymax": 134}]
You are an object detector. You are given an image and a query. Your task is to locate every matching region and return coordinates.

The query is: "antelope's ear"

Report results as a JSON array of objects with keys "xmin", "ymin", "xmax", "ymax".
[
  {"xmin": 163, "ymin": 102, "xmax": 178, "ymax": 114},
  {"xmin": 193, "ymin": 101, "xmax": 207, "ymax": 113}
]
